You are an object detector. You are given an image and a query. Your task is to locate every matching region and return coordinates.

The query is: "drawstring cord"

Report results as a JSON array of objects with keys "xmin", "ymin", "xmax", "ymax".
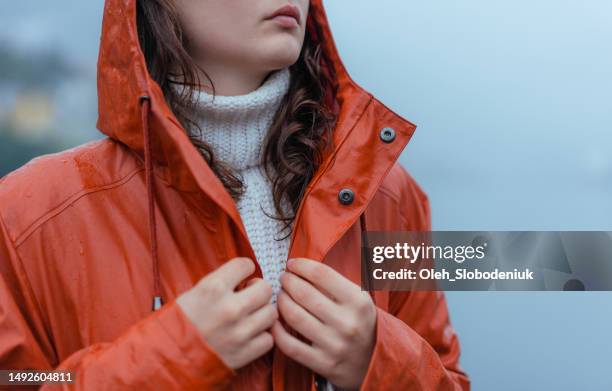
[{"xmin": 140, "ymin": 96, "xmax": 163, "ymax": 311}]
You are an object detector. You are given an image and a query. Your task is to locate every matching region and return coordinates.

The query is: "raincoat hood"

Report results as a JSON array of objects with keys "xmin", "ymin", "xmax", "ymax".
[
  {"xmin": 97, "ymin": 0, "xmax": 415, "ymax": 193},
  {"xmin": 97, "ymin": 0, "xmax": 417, "ymax": 305}
]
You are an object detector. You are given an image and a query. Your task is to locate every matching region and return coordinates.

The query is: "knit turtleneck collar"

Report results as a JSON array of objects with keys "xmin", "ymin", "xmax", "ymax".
[{"xmin": 189, "ymin": 67, "xmax": 291, "ymax": 171}]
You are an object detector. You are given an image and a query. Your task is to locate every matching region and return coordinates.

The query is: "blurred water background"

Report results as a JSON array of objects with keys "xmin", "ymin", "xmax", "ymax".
[{"xmin": 1, "ymin": 1, "xmax": 611, "ymax": 389}]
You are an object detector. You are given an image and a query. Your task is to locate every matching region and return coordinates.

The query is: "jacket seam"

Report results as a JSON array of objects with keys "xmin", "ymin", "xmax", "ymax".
[
  {"xmin": 375, "ymin": 186, "xmax": 411, "ymax": 229},
  {"xmin": 14, "ymin": 166, "xmax": 145, "ymax": 248},
  {"xmin": 376, "ymin": 184, "xmax": 401, "ymax": 205},
  {"xmin": 123, "ymin": 143, "xmax": 173, "ymax": 188}
]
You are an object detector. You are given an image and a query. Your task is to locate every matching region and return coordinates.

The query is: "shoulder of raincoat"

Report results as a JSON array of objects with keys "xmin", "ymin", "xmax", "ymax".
[{"xmin": 0, "ymin": 1, "xmax": 469, "ymax": 390}]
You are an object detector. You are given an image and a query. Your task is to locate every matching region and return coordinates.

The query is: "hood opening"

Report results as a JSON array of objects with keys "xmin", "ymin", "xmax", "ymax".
[{"xmin": 96, "ymin": 0, "xmax": 399, "ymax": 311}]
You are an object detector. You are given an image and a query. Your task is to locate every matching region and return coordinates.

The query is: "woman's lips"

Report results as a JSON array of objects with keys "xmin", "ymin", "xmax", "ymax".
[
  {"xmin": 269, "ymin": 14, "xmax": 299, "ymax": 29},
  {"xmin": 266, "ymin": 4, "xmax": 301, "ymax": 29}
]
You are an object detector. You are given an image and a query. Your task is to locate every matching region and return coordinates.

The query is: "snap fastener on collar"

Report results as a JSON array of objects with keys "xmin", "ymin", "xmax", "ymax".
[
  {"xmin": 380, "ymin": 127, "xmax": 396, "ymax": 143},
  {"xmin": 338, "ymin": 188, "xmax": 355, "ymax": 205}
]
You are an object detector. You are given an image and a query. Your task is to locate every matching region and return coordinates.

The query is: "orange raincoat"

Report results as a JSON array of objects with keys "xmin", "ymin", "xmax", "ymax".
[{"xmin": 0, "ymin": 0, "xmax": 469, "ymax": 389}]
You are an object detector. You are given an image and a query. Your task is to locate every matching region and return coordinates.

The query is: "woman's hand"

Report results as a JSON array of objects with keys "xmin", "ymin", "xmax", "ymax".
[
  {"xmin": 272, "ymin": 258, "xmax": 377, "ymax": 390},
  {"xmin": 177, "ymin": 257, "xmax": 277, "ymax": 370}
]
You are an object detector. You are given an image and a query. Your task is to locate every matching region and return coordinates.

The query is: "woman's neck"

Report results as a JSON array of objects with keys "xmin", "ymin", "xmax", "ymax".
[{"xmin": 192, "ymin": 62, "xmax": 273, "ymax": 96}]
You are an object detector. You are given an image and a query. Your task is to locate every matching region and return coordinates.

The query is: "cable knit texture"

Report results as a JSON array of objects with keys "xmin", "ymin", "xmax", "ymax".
[{"xmin": 189, "ymin": 68, "xmax": 292, "ymax": 303}]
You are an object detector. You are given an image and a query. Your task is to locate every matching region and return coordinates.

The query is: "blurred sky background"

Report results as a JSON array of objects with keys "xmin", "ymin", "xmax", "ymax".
[{"xmin": 1, "ymin": 1, "xmax": 611, "ymax": 390}]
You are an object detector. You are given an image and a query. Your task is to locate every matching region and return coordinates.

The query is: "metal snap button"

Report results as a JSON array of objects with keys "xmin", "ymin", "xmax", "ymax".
[
  {"xmin": 380, "ymin": 127, "xmax": 396, "ymax": 143},
  {"xmin": 338, "ymin": 188, "xmax": 355, "ymax": 205}
]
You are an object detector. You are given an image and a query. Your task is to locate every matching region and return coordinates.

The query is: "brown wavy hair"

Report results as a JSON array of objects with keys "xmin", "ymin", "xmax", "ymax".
[{"xmin": 136, "ymin": 1, "xmax": 337, "ymax": 240}]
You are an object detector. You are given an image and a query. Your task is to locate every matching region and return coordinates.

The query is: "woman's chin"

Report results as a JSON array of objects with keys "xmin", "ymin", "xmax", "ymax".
[
  {"xmin": 256, "ymin": 49, "xmax": 302, "ymax": 71},
  {"xmin": 261, "ymin": 35, "xmax": 303, "ymax": 61}
]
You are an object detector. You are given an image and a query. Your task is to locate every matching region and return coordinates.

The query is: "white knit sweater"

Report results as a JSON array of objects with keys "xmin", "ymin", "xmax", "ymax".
[{"xmin": 189, "ymin": 68, "xmax": 292, "ymax": 303}]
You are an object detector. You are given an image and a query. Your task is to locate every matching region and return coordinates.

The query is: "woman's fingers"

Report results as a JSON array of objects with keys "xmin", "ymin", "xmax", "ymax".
[
  {"xmin": 238, "ymin": 303, "xmax": 278, "ymax": 341},
  {"xmin": 234, "ymin": 277, "xmax": 273, "ymax": 315},
  {"xmin": 235, "ymin": 331, "xmax": 275, "ymax": 366},
  {"xmin": 199, "ymin": 257, "xmax": 256, "ymax": 292},
  {"xmin": 271, "ymin": 320, "xmax": 331, "ymax": 375},
  {"xmin": 279, "ymin": 271, "xmax": 344, "ymax": 329},
  {"xmin": 246, "ymin": 277, "xmax": 262, "ymax": 287},
  {"xmin": 276, "ymin": 290, "xmax": 337, "ymax": 349},
  {"xmin": 286, "ymin": 258, "xmax": 357, "ymax": 304}
]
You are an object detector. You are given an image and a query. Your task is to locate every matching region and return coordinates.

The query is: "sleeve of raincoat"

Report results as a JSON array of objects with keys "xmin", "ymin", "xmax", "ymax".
[
  {"xmin": 360, "ymin": 170, "xmax": 471, "ymax": 391},
  {"xmin": 0, "ymin": 214, "xmax": 236, "ymax": 390}
]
